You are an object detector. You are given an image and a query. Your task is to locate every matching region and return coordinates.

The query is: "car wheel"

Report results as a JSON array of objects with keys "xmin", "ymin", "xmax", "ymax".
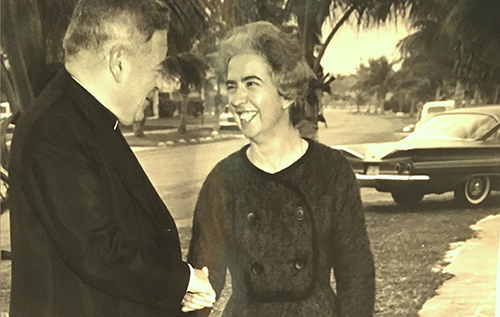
[
  {"xmin": 454, "ymin": 175, "xmax": 491, "ymax": 205},
  {"xmin": 391, "ymin": 190, "xmax": 424, "ymax": 207}
]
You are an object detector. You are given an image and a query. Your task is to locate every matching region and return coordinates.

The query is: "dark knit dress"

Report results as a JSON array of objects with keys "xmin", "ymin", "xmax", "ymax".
[{"xmin": 188, "ymin": 139, "xmax": 375, "ymax": 317}]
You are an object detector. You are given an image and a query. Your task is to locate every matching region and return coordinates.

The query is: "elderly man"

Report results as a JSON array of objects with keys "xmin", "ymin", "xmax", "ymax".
[{"xmin": 8, "ymin": 0, "xmax": 214, "ymax": 315}]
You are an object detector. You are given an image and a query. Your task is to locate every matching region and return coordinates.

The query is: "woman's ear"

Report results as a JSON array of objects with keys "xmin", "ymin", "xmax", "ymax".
[
  {"xmin": 109, "ymin": 45, "xmax": 126, "ymax": 83},
  {"xmin": 281, "ymin": 98, "xmax": 294, "ymax": 110}
]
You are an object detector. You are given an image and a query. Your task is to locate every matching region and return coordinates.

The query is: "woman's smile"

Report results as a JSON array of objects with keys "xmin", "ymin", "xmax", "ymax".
[{"xmin": 237, "ymin": 110, "xmax": 259, "ymax": 123}]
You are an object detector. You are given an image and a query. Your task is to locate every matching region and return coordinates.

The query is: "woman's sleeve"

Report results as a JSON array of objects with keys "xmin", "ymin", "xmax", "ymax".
[
  {"xmin": 188, "ymin": 167, "xmax": 229, "ymax": 298},
  {"xmin": 330, "ymin": 156, "xmax": 376, "ymax": 316}
]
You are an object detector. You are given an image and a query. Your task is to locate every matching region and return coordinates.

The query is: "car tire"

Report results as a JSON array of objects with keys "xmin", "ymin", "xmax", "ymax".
[
  {"xmin": 391, "ymin": 190, "xmax": 424, "ymax": 207},
  {"xmin": 454, "ymin": 175, "xmax": 491, "ymax": 205}
]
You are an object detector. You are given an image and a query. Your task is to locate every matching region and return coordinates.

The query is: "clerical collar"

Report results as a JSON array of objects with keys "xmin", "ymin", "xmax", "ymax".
[{"xmin": 69, "ymin": 73, "xmax": 120, "ymax": 130}]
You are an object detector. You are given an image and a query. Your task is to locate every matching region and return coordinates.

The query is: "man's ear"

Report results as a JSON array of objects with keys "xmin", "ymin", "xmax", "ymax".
[{"xmin": 109, "ymin": 45, "xmax": 126, "ymax": 83}]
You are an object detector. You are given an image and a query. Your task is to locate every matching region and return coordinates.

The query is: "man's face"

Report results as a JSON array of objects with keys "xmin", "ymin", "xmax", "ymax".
[
  {"xmin": 226, "ymin": 53, "xmax": 290, "ymax": 142},
  {"xmin": 120, "ymin": 30, "xmax": 168, "ymax": 125}
]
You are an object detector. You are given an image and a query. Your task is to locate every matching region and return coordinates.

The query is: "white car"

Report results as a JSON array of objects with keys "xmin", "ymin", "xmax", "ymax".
[
  {"xmin": 415, "ymin": 100, "xmax": 455, "ymax": 130},
  {"xmin": 218, "ymin": 105, "xmax": 239, "ymax": 131}
]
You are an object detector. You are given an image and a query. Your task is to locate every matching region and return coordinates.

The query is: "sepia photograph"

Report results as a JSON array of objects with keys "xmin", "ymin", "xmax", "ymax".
[{"xmin": 1, "ymin": 0, "xmax": 499, "ymax": 316}]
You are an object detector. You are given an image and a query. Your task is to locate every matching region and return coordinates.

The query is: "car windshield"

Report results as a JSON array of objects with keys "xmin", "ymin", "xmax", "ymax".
[{"xmin": 406, "ymin": 113, "xmax": 498, "ymax": 141}]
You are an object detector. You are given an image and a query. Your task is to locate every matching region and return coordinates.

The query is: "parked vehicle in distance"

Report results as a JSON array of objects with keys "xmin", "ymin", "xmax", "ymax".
[
  {"xmin": 334, "ymin": 105, "xmax": 500, "ymax": 206},
  {"xmin": 415, "ymin": 100, "xmax": 455, "ymax": 130},
  {"xmin": 219, "ymin": 105, "xmax": 239, "ymax": 131}
]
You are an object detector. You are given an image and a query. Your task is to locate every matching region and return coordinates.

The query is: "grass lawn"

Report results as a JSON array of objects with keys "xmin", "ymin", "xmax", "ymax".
[{"xmin": 178, "ymin": 195, "xmax": 500, "ymax": 317}]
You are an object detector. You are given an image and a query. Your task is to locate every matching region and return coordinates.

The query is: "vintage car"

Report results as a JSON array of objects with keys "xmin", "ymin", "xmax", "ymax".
[
  {"xmin": 415, "ymin": 100, "xmax": 455, "ymax": 130},
  {"xmin": 219, "ymin": 104, "xmax": 239, "ymax": 131},
  {"xmin": 333, "ymin": 105, "xmax": 500, "ymax": 206}
]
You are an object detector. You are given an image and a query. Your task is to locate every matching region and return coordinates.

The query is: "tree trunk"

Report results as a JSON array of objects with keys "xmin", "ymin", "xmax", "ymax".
[
  {"xmin": 454, "ymin": 80, "xmax": 465, "ymax": 108},
  {"xmin": 178, "ymin": 94, "xmax": 188, "ymax": 134},
  {"xmin": 409, "ymin": 99, "xmax": 416, "ymax": 118},
  {"xmin": 473, "ymin": 84, "xmax": 481, "ymax": 105},
  {"xmin": 435, "ymin": 87, "xmax": 441, "ymax": 101},
  {"xmin": 1, "ymin": 0, "xmax": 35, "ymax": 113},
  {"xmin": 463, "ymin": 82, "xmax": 472, "ymax": 107},
  {"xmin": 494, "ymin": 84, "xmax": 500, "ymax": 104},
  {"xmin": 313, "ymin": 5, "xmax": 355, "ymax": 74},
  {"xmin": 379, "ymin": 95, "xmax": 385, "ymax": 115}
]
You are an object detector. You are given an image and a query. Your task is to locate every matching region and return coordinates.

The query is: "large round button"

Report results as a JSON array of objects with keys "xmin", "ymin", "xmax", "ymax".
[
  {"xmin": 294, "ymin": 258, "xmax": 307, "ymax": 270},
  {"xmin": 250, "ymin": 262, "xmax": 264, "ymax": 275},
  {"xmin": 247, "ymin": 212, "xmax": 258, "ymax": 225},
  {"xmin": 296, "ymin": 207, "xmax": 305, "ymax": 220}
]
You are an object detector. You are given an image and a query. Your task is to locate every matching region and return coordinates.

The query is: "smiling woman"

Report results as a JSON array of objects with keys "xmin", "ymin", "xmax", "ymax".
[{"xmin": 186, "ymin": 21, "xmax": 375, "ymax": 317}]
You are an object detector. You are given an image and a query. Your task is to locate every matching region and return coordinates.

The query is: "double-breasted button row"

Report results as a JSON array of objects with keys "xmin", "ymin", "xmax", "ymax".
[
  {"xmin": 250, "ymin": 258, "xmax": 307, "ymax": 275},
  {"xmin": 247, "ymin": 207, "xmax": 305, "ymax": 226}
]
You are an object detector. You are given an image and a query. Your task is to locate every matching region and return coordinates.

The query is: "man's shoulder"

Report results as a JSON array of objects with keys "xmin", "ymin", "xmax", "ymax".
[{"xmin": 14, "ymin": 85, "xmax": 91, "ymax": 154}]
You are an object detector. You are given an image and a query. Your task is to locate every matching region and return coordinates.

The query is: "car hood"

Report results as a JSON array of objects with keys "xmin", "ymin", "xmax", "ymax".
[{"xmin": 333, "ymin": 138, "xmax": 498, "ymax": 161}]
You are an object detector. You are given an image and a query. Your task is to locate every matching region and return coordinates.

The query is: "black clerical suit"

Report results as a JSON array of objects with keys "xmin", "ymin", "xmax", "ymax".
[{"xmin": 8, "ymin": 68, "xmax": 189, "ymax": 316}]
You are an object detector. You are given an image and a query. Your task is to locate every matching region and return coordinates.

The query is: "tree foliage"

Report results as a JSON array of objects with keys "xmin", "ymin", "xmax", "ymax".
[
  {"xmin": 398, "ymin": 0, "xmax": 500, "ymax": 105},
  {"xmin": 1, "ymin": 0, "xmax": 211, "ymax": 114}
]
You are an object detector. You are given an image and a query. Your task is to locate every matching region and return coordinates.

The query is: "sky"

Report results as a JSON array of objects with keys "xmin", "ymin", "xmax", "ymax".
[{"xmin": 321, "ymin": 20, "xmax": 411, "ymax": 75}]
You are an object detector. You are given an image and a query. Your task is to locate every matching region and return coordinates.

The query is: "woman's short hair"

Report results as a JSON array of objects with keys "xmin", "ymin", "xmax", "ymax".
[
  {"xmin": 218, "ymin": 21, "xmax": 315, "ymax": 125},
  {"xmin": 63, "ymin": 0, "xmax": 170, "ymax": 57}
]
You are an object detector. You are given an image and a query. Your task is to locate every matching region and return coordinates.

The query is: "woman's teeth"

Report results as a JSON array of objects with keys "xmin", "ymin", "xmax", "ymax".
[{"xmin": 238, "ymin": 111, "xmax": 258, "ymax": 123}]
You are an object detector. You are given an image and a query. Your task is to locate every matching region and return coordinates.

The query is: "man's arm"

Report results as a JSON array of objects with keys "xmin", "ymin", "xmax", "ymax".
[{"xmin": 21, "ymin": 120, "xmax": 190, "ymax": 310}]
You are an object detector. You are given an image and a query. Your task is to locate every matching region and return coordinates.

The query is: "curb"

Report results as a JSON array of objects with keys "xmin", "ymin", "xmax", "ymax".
[
  {"xmin": 418, "ymin": 215, "xmax": 500, "ymax": 317},
  {"xmin": 125, "ymin": 129, "xmax": 244, "ymax": 151}
]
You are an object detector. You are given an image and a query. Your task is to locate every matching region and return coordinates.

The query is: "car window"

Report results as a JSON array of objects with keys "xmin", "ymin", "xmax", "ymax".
[
  {"xmin": 486, "ymin": 128, "xmax": 500, "ymax": 142},
  {"xmin": 427, "ymin": 106, "xmax": 447, "ymax": 113},
  {"xmin": 406, "ymin": 113, "xmax": 498, "ymax": 141}
]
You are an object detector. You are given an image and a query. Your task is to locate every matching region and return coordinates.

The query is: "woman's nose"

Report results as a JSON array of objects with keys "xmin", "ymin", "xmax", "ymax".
[{"xmin": 229, "ymin": 88, "xmax": 247, "ymax": 108}]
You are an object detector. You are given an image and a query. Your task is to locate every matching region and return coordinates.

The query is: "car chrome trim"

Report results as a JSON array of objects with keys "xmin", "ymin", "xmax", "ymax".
[
  {"xmin": 333, "ymin": 147, "xmax": 364, "ymax": 159},
  {"xmin": 356, "ymin": 174, "xmax": 430, "ymax": 181},
  {"xmin": 416, "ymin": 158, "xmax": 500, "ymax": 169}
]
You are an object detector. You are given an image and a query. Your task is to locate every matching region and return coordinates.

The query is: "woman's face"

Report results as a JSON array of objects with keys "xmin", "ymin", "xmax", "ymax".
[{"xmin": 226, "ymin": 53, "xmax": 291, "ymax": 142}]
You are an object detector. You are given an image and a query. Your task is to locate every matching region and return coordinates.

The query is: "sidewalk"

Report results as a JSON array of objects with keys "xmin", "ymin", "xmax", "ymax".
[{"xmin": 419, "ymin": 215, "xmax": 499, "ymax": 317}]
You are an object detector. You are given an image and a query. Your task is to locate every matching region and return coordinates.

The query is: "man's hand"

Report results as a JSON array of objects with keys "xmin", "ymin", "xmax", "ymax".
[{"xmin": 181, "ymin": 267, "xmax": 216, "ymax": 312}]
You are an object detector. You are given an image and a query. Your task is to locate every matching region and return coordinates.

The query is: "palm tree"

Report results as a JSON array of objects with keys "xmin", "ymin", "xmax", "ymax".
[
  {"xmin": 199, "ymin": 0, "xmax": 414, "ymax": 135},
  {"xmin": 1, "ymin": 0, "xmax": 211, "ymax": 113},
  {"xmin": 1, "ymin": 0, "xmax": 213, "ymax": 169},
  {"xmin": 163, "ymin": 53, "xmax": 208, "ymax": 134},
  {"xmin": 399, "ymin": 0, "xmax": 500, "ymax": 106},
  {"xmin": 356, "ymin": 56, "xmax": 395, "ymax": 114},
  {"xmin": 350, "ymin": 90, "xmax": 369, "ymax": 113}
]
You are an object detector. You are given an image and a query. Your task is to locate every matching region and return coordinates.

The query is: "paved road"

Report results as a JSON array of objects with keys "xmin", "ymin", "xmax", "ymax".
[
  {"xmin": 133, "ymin": 108, "xmax": 415, "ymax": 227},
  {"xmin": 136, "ymin": 137, "xmax": 248, "ymax": 227}
]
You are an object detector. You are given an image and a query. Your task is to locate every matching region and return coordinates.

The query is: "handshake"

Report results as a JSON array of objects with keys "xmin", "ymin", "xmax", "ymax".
[{"xmin": 181, "ymin": 267, "xmax": 216, "ymax": 313}]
